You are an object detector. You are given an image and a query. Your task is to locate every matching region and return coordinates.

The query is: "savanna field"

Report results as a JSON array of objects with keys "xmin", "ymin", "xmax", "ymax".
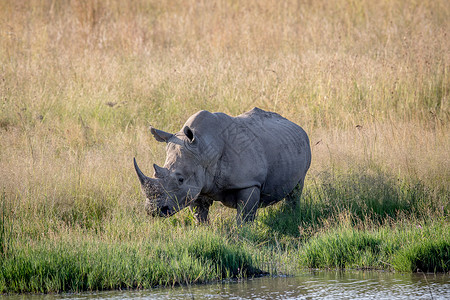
[{"xmin": 0, "ymin": 0, "xmax": 449, "ymax": 293}]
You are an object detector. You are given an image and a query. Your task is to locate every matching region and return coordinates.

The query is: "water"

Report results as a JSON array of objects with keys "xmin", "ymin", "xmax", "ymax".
[{"xmin": 4, "ymin": 271, "xmax": 449, "ymax": 299}]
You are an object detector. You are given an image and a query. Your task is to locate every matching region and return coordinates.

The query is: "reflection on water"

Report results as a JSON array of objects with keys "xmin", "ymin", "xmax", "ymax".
[{"xmin": 4, "ymin": 271, "xmax": 450, "ymax": 300}]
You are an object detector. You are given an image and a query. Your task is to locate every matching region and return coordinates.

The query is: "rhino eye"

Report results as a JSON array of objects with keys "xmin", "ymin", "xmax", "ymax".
[{"xmin": 178, "ymin": 177, "xmax": 184, "ymax": 184}]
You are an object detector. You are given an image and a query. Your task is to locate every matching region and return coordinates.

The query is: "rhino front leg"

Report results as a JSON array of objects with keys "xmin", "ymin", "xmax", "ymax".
[
  {"xmin": 189, "ymin": 196, "xmax": 213, "ymax": 224},
  {"xmin": 236, "ymin": 187, "xmax": 260, "ymax": 226}
]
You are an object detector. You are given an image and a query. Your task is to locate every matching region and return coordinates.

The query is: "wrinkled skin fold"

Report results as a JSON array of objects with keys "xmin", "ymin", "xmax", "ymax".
[{"xmin": 134, "ymin": 107, "xmax": 311, "ymax": 225}]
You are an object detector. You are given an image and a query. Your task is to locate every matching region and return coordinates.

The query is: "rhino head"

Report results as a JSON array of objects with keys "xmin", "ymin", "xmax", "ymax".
[{"xmin": 134, "ymin": 125, "xmax": 210, "ymax": 218}]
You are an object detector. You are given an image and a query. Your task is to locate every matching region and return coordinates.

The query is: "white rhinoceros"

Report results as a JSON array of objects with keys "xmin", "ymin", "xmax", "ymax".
[{"xmin": 134, "ymin": 107, "xmax": 311, "ymax": 225}]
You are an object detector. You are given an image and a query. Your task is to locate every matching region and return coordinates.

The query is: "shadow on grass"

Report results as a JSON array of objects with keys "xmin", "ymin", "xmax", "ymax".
[{"xmin": 257, "ymin": 168, "xmax": 446, "ymax": 241}]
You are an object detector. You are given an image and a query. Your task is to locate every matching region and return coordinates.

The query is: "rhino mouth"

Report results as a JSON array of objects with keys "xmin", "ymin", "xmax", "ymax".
[
  {"xmin": 146, "ymin": 197, "xmax": 177, "ymax": 218},
  {"xmin": 159, "ymin": 206, "xmax": 172, "ymax": 217},
  {"xmin": 148, "ymin": 205, "xmax": 176, "ymax": 218}
]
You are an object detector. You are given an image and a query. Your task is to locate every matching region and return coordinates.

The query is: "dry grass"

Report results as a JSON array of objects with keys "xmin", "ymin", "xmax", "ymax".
[
  {"xmin": 1, "ymin": 0, "xmax": 448, "ymax": 207},
  {"xmin": 0, "ymin": 1, "xmax": 449, "ymax": 286}
]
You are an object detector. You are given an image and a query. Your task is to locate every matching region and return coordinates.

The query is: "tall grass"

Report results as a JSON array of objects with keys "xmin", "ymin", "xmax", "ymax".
[
  {"xmin": 299, "ymin": 221, "xmax": 449, "ymax": 272},
  {"xmin": 0, "ymin": 227, "xmax": 256, "ymax": 293},
  {"xmin": 0, "ymin": 191, "xmax": 13, "ymax": 259},
  {"xmin": 0, "ymin": 0, "xmax": 448, "ymax": 293}
]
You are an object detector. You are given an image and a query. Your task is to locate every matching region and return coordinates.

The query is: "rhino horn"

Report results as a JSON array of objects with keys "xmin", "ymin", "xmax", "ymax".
[
  {"xmin": 153, "ymin": 164, "xmax": 169, "ymax": 178},
  {"xmin": 133, "ymin": 158, "xmax": 152, "ymax": 185},
  {"xmin": 150, "ymin": 126, "xmax": 174, "ymax": 143}
]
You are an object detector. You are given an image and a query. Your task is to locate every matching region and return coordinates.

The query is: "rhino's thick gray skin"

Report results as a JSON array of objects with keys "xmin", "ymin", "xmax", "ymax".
[{"xmin": 134, "ymin": 107, "xmax": 311, "ymax": 225}]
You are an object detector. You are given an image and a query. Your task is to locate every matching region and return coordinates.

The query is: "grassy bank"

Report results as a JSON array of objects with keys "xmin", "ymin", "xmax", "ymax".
[
  {"xmin": 1, "ymin": 167, "xmax": 448, "ymax": 293},
  {"xmin": 1, "ymin": 0, "xmax": 449, "ymax": 293},
  {"xmin": 299, "ymin": 220, "xmax": 449, "ymax": 272},
  {"xmin": 0, "ymin": 226, "xmax": 256, "ymax": 293}
]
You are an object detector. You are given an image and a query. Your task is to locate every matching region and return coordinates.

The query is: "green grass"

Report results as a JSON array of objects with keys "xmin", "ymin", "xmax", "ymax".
[
  {"xmin": 299, "ymin": 222, "xmax": 450, "ymax": 272},
  {"xmin": 0, "ymin": 227, "xmax": 256, "ymax": 293}
]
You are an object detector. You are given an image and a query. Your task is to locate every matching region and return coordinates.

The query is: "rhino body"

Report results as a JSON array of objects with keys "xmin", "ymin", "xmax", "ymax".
[{"xmin": 134, "ymin": 107, "xmax": 311, "ymax": 225}]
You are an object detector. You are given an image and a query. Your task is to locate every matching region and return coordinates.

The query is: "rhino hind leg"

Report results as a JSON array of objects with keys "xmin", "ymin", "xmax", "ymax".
[
  {"xmin": 236, "ymin": 187, "xmax": 261, "ymax": 226},
  {"xmin": 285, "ymin": 177, "xmax": 305, "ymax": 208},
  {"xmin": 189, "ymin": 196, "xmax": 213, "ymax": 224}
]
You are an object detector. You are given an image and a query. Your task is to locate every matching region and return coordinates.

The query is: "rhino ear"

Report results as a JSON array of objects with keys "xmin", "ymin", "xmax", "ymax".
[
  {"xmin": 183, "ymin": 126, "xmax": 196, "ymax": 143},
  {"xmin": 150, "ymin": 126, "xmax": 173, "ymax": 143}
]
